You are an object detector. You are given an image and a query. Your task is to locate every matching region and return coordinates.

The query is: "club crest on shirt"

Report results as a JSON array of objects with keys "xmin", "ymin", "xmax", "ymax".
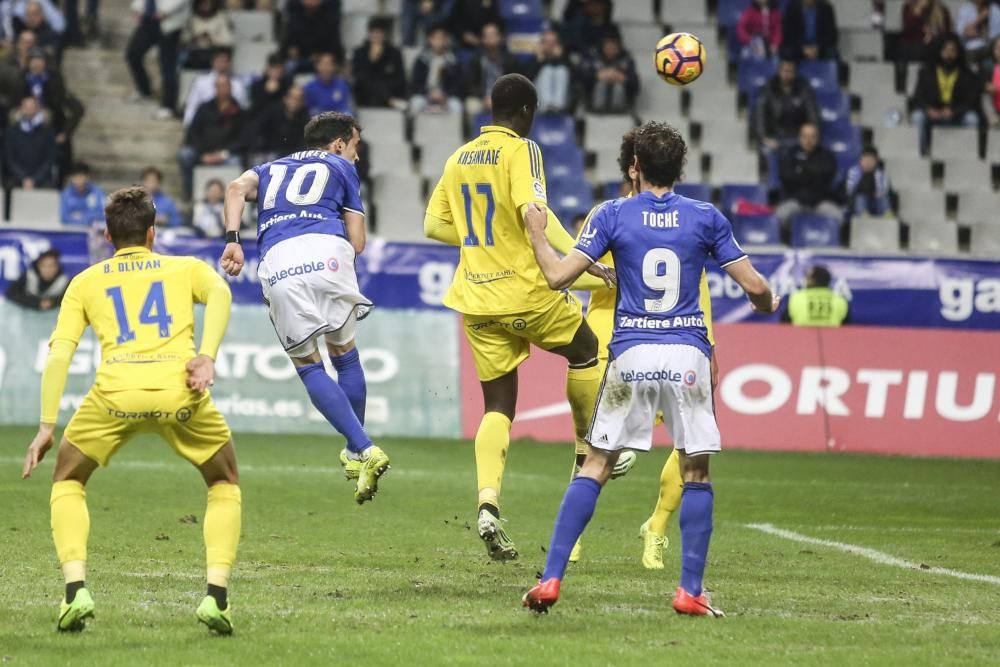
[{"xmin": 533, "ymin": 180, "xmax": 547, "ymax": 201}]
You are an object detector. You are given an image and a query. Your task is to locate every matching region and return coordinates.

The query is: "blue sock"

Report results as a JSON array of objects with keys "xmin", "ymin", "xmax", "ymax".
[
  {"xmin": 541, "ymin": 477, "xmax": 602, "ymax": 581},
  {"xmin": 296, "ymin": 362, "xmax": 372, "ymax": 454},
  {"xmin": 679, "ymin": 482, "xmax": 714, "ymax": 597},
  {"xmin": 331, "ymin": 348, "xmax": 366, "ymax": 425}
]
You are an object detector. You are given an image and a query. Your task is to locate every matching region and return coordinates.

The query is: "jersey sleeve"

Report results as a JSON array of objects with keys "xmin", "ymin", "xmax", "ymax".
[
  {"xmin": 509, "ymin": 140, "xmax": 547, "ymax": 211},
  {"xmin": 425, "ymin": 161, "xmax": 454, "ymax": 222},
  {"xmin": 708, "ymin": 207, "xmax": 747, "ymax": 267},
  {"xmin": 190, "ymin": 259, "xmax": 232, "ymax": 359},
  {"xmin": 341, "ymin": 163, "xmax": 365, "ymax": 216},
  {"xmin": 572, "ymin": 201, "xmax": 613, "ymax": 263},
  {"xmin": 699, "ymin": 270, "xmax": 715, "ymax": 346},
  {"xmin": 48, "ymin": 278, "xmax": 88, "ymax": 346}
]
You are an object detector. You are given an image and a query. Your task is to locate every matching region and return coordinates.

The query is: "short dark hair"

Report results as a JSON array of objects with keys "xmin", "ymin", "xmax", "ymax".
[
  {"xmin": 633, "ymin": 121, "xmax": 687, "ymax": 188},
  {"xmin": 809, "ymin": 265, "xmax": 832, "ymax": 287},
  {"xmin": 266, "ymin": 51, "xmax": 283, "ymax": 67},
  {"xmin": 304, "ymin": 112, "xmax": 361, "ymax": 149},
  {"xmin": 141, "ymin": 166, "xmax": 162, "ymax": 181},
  {"xmin": 316, "ymin": 51, "xmax": 337, "ymax": 65},
  {"xmin": 68, "ymin": 162, "xmax": 90, "ymax": 176},
  {"xmin": 491, "ymin": 73, "xmax": 537, "ymax": 121},
  {"xmin": 105, "ymin": 186, "xmax": 155, "ymax": 248},
  {"xmin": 368, "ymin": 16, "xmax": 391, "ymax": 32},
  {"xmin": 861, "ymin": 145, "xmax": 879, "ymax": 159},
  {"xmin": 617, "ymin": 126, "xmax": 640, "ymax": 183}
]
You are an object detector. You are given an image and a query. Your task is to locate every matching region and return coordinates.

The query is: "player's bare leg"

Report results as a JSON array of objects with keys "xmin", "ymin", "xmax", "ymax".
[
  {"xmin": 523, "ymin": 446, "xmax": 621, "ymax": 613},
  {"xmin": 290, "ymin": 343, "xmax": 388, "ymax": 504},
  {"xmin": 194, "ymin": 440, "xmax": 241, "ymax": 634},
  {"xmin": 476, "ymin": 371, "xmax": 518, "ymax": 560},
  {"xmin": 672, "ymin": 450, "xmax": 724, "ymax": 617},
  {"xmin": 49, "ymin": 438, "xmax": 99, "ymax": 631}
]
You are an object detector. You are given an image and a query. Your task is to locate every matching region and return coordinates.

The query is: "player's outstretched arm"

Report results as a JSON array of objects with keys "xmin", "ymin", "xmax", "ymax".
[
  {"xmin": 524, "ymin": 203, "xmax": 592, "ymax": 290},
  {"xmin": 23, "ymin": 338, "xmax": 76, "ymax": 478},
  {"xmin": 724, "ymin": 257, "xmax": 781, "ymax": 314},
  {"xmin": 220, "ymin": 170, "xmax": 259, "ymax": 277}
]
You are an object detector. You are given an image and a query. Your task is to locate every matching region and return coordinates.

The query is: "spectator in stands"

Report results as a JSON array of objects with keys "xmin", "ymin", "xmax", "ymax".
[
  {"xmin": 8, "ymin": 0, "xmax": 66, "ymax": 37},
  {"xmin": 193, "ymin": 178, "xmax": 225, "ymax": 237},
  {"xmin": 910, "ymin": 33, "xmax": 983, "ymax": 155},
  {"xmin": 738, "ymin": 0, "xmax": 783, "ymax": 59},
  {"xmin": 981, "ymin": 36, "xmax": 1000, "ymax": 123},
  {"xmin": 409, "ymin": 24, "xmax": 463, "ymax": 114},
  {"xmin": 845, "ymin": 146, "xmax": 893, "ymax": 217},
  {"xmin": 4, "ymin": 249, "xmax": 67, "ymax": 311},
  {"xmin": 183, "ymin": 48, "xmax": 249, "ymax": 126},
  {"xmin": 561, "ymin": 0, "xmax": 613, "ymax": 56},
  {"xmin": 447, "ymin": 0, "xmax": 503, "ymax": 49},
  {"xmin": 582, "ymin": 28, "xmax": 639, "ymax": 114},
  {"xmin": 282, "ymin": 0, "xmax": 342, "ymax": 74},
  {"xmin": 141, "ymin": 166, "xmax": 182, "ymax": 227},
  {"xmin": 530, "ymin": 28, "xmax": 575, "ymax": 114},
  {"xmin": 900, "ymin": 0, "xmax": 952, "ymax": 65},
  {"xmin": 957, "ymin": 0, "xmax": 1000, "ymax": 63},
  {"xmin": 5, "ymin": 95, "xmax": 55, "ymax": 189},
  {"xmin": 24, "ymin": 49, "xmax": 83, "ymax": 178},
  {"xmin": 754, "ymin": 59, "xmax": 819, "ymax": 154},
  {"xmin": 14, "ymin": 0, "xmax": 62, "ymax": 62},
  {"xmin": 352, "ymin": 16, "xmax": 408, "ymax": 110},
  {"xmin": 780, "ymin": 0, "xmax": 838, "ymax": 61},
  {"xmin": 60, "ymin": 162, "xmax": 105, "ymax": 225},
  {"xmin": 776, "ymin": 122, "xmax": 842, "ymax": 229},
  {"xmin": 0, "ymin": 51, "xmax": 24, "ymax": 119},
  {"xmin": 402, "ymin": 0, "xmax": 455, "ymax": 47},
  {"xmin": 249, "ymin": 52, "xmax": 292, "ymax": 116},
  {"xmin": 304, "ymin": 51, "xmax": 352, "ymax": 116},
  {"xmin": 466, "ymin": 21, "xmax": 516, "ymax": 112},
  {"xmin": 781, "ymin": 265, "xmax": 849, "ymax": 326},
  {"xmin": 62, "ymin": 0, "xmax": 99, "ymax": 46},
  {"xmin": 181, "ymin": 0, "xmax": 234, "ymax": 70},
  {"xmin": 176, "ymin": 73, "xmax": 246, "ymax": 197},
  {"xmin": 252, "ymin": 85, "xmax": 308, "ymax": 162},
  {"xmin": 125, "ymin": 0, "xmax": 187, "ymax": 120}
]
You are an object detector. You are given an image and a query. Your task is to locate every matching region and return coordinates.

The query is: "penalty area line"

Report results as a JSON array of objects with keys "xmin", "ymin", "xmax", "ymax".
[{"xmin": 746, "ymin": 522, "xmax": 1000, "ymax": 586}]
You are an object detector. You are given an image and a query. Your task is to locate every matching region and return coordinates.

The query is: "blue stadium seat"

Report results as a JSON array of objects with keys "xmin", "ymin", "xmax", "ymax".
[
  {"xmin": 531, "ymin": 113, "xmax": 575, "ymax": 148},
  {"xmin": 500, "ymin": 0, "xmax": 544, "ymax": 33},
  {"xmin": 822, "ymin": 121, "xmax": 862, "ymax": 183},
  {"xmin": 815, "ymin": 90, "xmax": 850, "ymax": 125},
  {"xmin": 765, "ymin": 151, "xmax": 781, "ymax": 191},
  {"xmin": 798, "ymin": 59, "xmax": 839, "ymax": 92},
  {"xmin": 720, "ymin": 183, "xmax": 768, "ymax": 217},
  {"xmin": 718, "ymin": 0, "xmax": 751, "ymax": 31},
  {"xmin": 733, "ymin": 214, "xmax": 781, "ymax": 245},
  {"xmin": 471, "ymin": 110, "xmax": 491, "ymax": 132},
  {"xmin": 674, "ymin": 183, "xmax": 712, "ymax": 202},
  {"xmin": 542, "ymin": 143, "xmax": 585, "ymax": 181},
  {"xmin": 737, "ymin": 56, "xmax": 777, "ymax": 96},
  {"xmin": 601, "ymin": 181, "xmax": 622, "ymax": 200},
  {"xmin": 791, "ymin": 213, "xmax": 842, "ymax": 248},
  {"xmin": 549, "ymin": 179, "xmax": 594, "ymax": 222}
]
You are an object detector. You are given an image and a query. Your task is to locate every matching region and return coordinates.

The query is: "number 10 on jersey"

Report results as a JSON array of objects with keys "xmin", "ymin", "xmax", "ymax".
[{"xmin": 461, "ymin": 183, "xmax": 495, "ymax": 247}]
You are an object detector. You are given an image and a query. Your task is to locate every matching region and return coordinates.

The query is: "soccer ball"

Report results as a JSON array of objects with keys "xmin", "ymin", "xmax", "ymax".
[{"xmin": 654, "ymin": 32, "xmax": 706, "ymax": 86}]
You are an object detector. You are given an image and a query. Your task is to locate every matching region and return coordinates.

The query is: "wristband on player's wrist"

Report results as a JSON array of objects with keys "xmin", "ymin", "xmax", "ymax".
[{"xmin": 225, "ymin": 231, "xmax": 241, "ymax": 244}]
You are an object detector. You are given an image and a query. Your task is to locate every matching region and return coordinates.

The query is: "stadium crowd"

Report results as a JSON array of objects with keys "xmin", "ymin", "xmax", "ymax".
[{"xmin": 0, "ymin": 0, "xmax": 995, "ymax": 253}]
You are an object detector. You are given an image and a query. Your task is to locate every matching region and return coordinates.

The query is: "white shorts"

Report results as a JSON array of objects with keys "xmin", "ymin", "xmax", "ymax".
[
  {"xmin": 257, "ymin": 233, "xmax": 373, "ymax": 357},
  {"xmin": 587, "ymin": 344, "xmax": 720, "ymax": 456}
]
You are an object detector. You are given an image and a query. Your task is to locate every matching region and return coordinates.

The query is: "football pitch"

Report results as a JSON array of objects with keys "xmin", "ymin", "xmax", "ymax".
[{"xmin": 1, "ymin": 427, "xmax": 998, "ymax": 666}]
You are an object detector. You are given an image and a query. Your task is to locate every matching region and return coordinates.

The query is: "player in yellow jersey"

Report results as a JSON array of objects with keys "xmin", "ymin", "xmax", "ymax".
[
  {"xmin": 21, "ymin": 187, "xmax": 241, "ymax": 635},
  {"xmin": 424, "ymin": 74, "xmax": 615, "ymax": 560},
  {"xmin": 576, "ymin": 128, "xmax": 720, "ymax": 570}
]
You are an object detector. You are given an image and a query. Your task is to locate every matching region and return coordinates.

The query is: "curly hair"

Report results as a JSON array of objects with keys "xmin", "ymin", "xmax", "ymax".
[
  {"xmin": 616, "ymin": 126, "xmax": 640, "ymax": 184},
  {"xmin": 633, "ymin": 121, "xmax": 687, "ymax": 188}
]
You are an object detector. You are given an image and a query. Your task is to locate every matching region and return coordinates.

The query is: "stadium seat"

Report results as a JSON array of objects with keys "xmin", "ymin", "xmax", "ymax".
[
  {"xmin": 737, "ymin": 56, "xmax": 776, "ymax": 96},
  {"xmin": 840, "ymin": 29, "xmax": 883, "ymax": 61},
  {"xmin": 873, "ymin": 126, "xmax": 921, "ymax": 158},
  {"xmin": 707, "ymin": 150, "xmax": 759, "ymax": 185},
  {"xmin": 9, "ymin": 189, "xmax": 61, "ymax": 229},
  {"xmin": 849, "ymin": 62, "xmax": 895, "ymax": 94},
  {"xmin": 341, "ymin": 13, "xmax": 370, "ymax": 52},
  {"xmin": 791, "ymin": 213, "xmax": 842, "ymax": 248},
  {"xmin": 849, "ymin": 216, "xmax": 901, "ymax": 252},
  {"xmin": 687, "ymin": 88, "xmax": 739, "ymax": 121},
  {"xmin": 673, "ymin": 183, "xmax": 712, "ymax": 202},
  {"xmin": 683, "ymin": 149, "xmax": 704, "ymax": 183},
  {"xmin": 720, "ymin": 183, "xmax": 767, "ymax": 216},
  {"xmin": 341, "ymin": 0, "xmax": 378, "ymax": 15},
  {"xmin": 367, "ymin": 143, "xmax": 413, "ymax": 177},
  {"xmin": 970, "ymin": 223, "xmax": 1000, "ymax": 258},
  {"xmin": 882, "ymin": 156, "xmax": 931, "ymax": 189},
  {"xmin": 193, "ymin": 166, "xmax": 242, "ymax": 203},
  {"xmin": 659, "ymin": 0, "xmax": 708, "ymax": 24},
  {"xmin": 372, "ymin": 174, "xmax": 425, "ymax": 242},
  {"xmin": 897, "ymin": 188, "xmax": 947, "ymax": 225},
  {"xmin": 357, "ymin": 107, "xmax": 406, "ymax": 145},
  {"xmin": 412, "ymin": 112, "xmax": 463, "ymax": 149},
  {"xmin": 229, "ymin": 10, "xmax": 272, "ymax": 42},
  {"xmin": 401, "ymin": 46, "xmax": 419, "ymax": 75},
  {"xmin": 957, "ymin": 190, "xmax": 1000, "ymax": 225},
  {"xmin": 884, "ymin": 0, "xmax": 905, "ymax": 31},
  {"xmin": 698, "ymin": 120, "xmax": 748, "ymax": 154},
  {"xmin": 930, "ymin": 127, "xmax": 980, "ymax": 160},
  {"xmin": 233, "ymin": 41, "xmax": 277, "ymax": 76},
  {"xmin": 798, "ymin": 59, "xmax": 838, "ymax": 92},
  {"xmin": 858, "ymin": 91, "xmax": 907, "ymax": 128},
  {"xmin": 815, "ymin": 90, "xmax": 850, "ymax": 125},
  {"xmin": 717, "ymin": 0, "xmax": 751, "ymax": 31},
  {"xmin": 583, "ymin": 114, "xmax": 635, "ymax": 152},
  {"xmin": 733, "ymin": 214, "xmax": 781, "ymax": 246},
  {"xmin": 612, "ymin": 0, "xmax": 655, "ymax": 24},
  {"xmin": 179, "ymin": 69, "xmax": 204, "ymax": 107},
  {"xmin": 837, "ymin": 1, "xmax": 874, "ymax": 29},
  {"xmin": 500, "ymin": 0, "xmax": 544, "ymax": 33},
  {"xmin": 594, "ymin": 150, "xmax": 622, "ymax": 183},
  {"xmin": 548, "ymin": 180, "xmax": 594, "ymax": 222},
  {"xmin": 530, "ymin": 113, "xmax": 575, "ymax": 148},
  {"xmin": 542, "ymin": 143, "xmax": 585, "ymax": 181},
  {"xmin": 942, "ymin": 159, "xmax": 994, "ymax": 192},
  {"xmin": 470, "ymin": 110, "xmax": 492, "ymax": 134},
  {"xmin": 909, "ymin": 223, "xmax": 959, "ymax": 254},
  {"xmin": 635, "ymin": 83, "xmax": 684, "ymax": 122},
  {"xmin": 420, "ymin": 142, "xmax": 455, "ymax": 179},
  {"xmin": 988, "ymin": 129, "xmax": 1000, "ymax": 163}
]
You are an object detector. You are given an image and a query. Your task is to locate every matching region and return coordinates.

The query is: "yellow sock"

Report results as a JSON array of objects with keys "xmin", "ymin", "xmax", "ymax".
[
  {"xmin": 648, "ymin": 449, "xmax": 683, "ymax": 536},
  {"xmin": 567, "ymin": 361, "xmax": 604, "ymax": 457},
  {"xmin": 204, "ymin": 483, "xmax": 241, "ymax": 589},
  {"xmin": 50, "ymin": 480, "xmax": 89, "ymax": 584},
  {"xmin": 475, "ymin": 412, "xmax": 511, "ymax": 509}
]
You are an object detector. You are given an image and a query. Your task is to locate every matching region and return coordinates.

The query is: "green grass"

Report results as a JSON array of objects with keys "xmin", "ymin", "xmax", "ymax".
[{"xmin": 1, "ymin": 427, "xmax": 999, "ymax": 666}]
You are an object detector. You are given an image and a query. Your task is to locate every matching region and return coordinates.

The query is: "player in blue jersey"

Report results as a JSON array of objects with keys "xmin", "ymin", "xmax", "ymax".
[
  {"xmin": 219, "ymin": 112, "xmax": 390, "ymax": 504},
  {"xmin": 520, "ymin": 122, "xmax": 780, "ymax": 616}
]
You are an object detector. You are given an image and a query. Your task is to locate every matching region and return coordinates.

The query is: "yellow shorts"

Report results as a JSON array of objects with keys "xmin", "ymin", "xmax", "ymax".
[
  {"xmin": 585, "ymin": 303, "xmax": 614, "ymax": 363},
  {"xmin": 464, "ymin": 292, "xmax": 584, "ymax": 382},
  {"xmin": 64, "ymin": 386, "xmax": 231, "ymax": 467}
]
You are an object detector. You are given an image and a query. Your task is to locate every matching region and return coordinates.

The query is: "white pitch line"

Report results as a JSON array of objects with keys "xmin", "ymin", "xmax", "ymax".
[{"xmin": 747, "ymin": 522, "xmax": 1000, "ymax": 586}]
